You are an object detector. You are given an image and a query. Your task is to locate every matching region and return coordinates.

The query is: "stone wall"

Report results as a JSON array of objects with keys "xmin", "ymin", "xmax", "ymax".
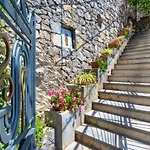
[{"xmin": 27, "ymin": 0, "xmax": 128, "ymax": 112}]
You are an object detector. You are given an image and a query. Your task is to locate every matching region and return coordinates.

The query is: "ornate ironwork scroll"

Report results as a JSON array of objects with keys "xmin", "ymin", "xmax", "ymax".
[
  {"xmin": 0, "ymin": 0, "xmax": 36, "ymax": 149},
  {"xmin": 0, "ymin": 33, "xmax": 14, "ymax": 102}
]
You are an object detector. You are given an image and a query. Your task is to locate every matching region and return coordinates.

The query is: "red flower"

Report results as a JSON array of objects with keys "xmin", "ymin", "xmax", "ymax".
[{"xmin": 100, "ymin": 54, "xmax": 104, "ymax": 58}]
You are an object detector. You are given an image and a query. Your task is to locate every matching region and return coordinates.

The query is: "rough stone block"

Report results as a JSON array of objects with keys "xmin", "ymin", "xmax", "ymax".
[
  {"xmin": 52, "ymin": 34, "xmax": 61, "ymax": 47},
  {"xmin": 45, "ymin": 106, "xmax": 85, "ymax": 150},
  {"xmin": 51, "ymin": 22, "xmax": 61, "ymax": 34}
]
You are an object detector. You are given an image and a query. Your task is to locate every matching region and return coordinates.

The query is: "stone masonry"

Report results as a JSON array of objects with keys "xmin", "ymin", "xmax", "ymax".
[{"xmin": 27, "ymin": 0, "xmax": 128, "ymax": 112}]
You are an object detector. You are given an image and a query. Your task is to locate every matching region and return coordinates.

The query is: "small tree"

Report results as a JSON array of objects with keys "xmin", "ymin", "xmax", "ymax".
[{"xmin": 128, "ymin": 0, "xmax": 150, "ymax": 21}]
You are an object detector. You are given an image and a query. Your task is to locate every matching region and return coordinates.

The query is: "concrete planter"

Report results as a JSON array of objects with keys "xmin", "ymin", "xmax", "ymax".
[
  {"xmin": 44, "ymin": 106, "xmax": 85, "ymax": 150},
  {"xmin": 67, "ymin": 84, "xmax": 98, "ymax": 112}
]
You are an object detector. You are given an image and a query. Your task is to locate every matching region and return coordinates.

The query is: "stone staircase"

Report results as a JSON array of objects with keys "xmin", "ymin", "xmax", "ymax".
[{"xmin": 65, "ymin": 30, "xmax": 150, "ymax": 150}]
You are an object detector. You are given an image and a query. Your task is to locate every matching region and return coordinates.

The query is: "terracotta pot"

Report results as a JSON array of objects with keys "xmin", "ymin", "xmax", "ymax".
[
  {"xmin": 119, "ymin": 31, "xmax": 125, "ymax": 36},
  {"xmin": 54, "ymin": 106, "xmax": 66, "ymax": 111},
  {"xmin": 108, "ymin": 43, "xmax": 118, "ymax": 49},
  {"xmin": 91, "ymin": 61, "xmax": 98, "ymax": 68}
]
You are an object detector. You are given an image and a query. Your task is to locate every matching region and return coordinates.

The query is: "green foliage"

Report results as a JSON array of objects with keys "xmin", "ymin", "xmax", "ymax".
[
  {"xmin": 36, "ymin": 115, "xmax": 46, "ymax": 147},
  {"xmin": 0, "ymin": 116, "xmax": 46, "ymax": 149},
  {"xmin": 96, "ymin": 56, "xmax": 107, "ymax": 72},
  {"xmin": 49, "ymin": 89, "xmax": 84, "ymax": 111},
  {"xmin": 101, "ymin": 48, "xmax": 113, "ymax": 56},
  {"xmin": 76, "ymin": 72, "xmax": 97, "ymax": 85},
  {"xmin": 128, "ymin": 0, "xmax": 150, "ymax": 14}
]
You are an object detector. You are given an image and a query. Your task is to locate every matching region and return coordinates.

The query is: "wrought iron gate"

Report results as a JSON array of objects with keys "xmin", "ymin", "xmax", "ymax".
[{"xmin": 0, "ymin": 0, "xmax": 36, "ymax": 149}]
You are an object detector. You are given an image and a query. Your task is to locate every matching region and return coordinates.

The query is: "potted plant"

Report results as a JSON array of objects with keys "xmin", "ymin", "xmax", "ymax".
[
  {"xmin": 45, "ymin": 88, "xmax": 85, "ymax": 150},
  {"xmin": 69, "ymin": 71, "xmax": 98, "ymax": 112},
  {"xmin": 49, "ymin": 89, "xmax": 84, "ymax": 111},
  {"xmin": 91, "ymin": 61, "xmax": 99, "ymax": 68},
  {"xmin": 108, "ymin": 38, "xmax": 122, "ymax": 49},
  {"xmin": 96, "ymin": 54, "xmax": 107, "ymax": 72},
  {"xmin": 101, "ymin": 48, "xmax": 113, "ymax": 56},
  {"xmin": 119, "ymin": 26, "xmax": 131, "ymax": 38},
  {"xmin": 75, "ymin": 72, "xmax": 97, "ymax": 85},
  {"xmin": 101, "ymin": 48, "xmax": 114, "ymax": 64}
]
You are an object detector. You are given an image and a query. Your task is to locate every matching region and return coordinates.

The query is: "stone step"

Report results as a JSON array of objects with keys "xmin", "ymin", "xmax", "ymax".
[
  {"xmin": 126, "ymin": 44, "xmax": 150, "ymax": 49},
  {"xmin": 98, "ymin": 90, "xmax": 150, "ymax": 106},
  {"xmin": 76, "ymin": 124, "xmax": 150, "ymax": 150},
  {"xmin": 93, "ymin": 99, "xmax": 150, "ymax": 112},
  {"xmin": 92, "ymin": 100, "xmax": 150, "ymax": 122},
  {"xmin": 123, "ymin": 49, "xmax": 150, "ymax": 55},
  {"xmin": 85, "ymin": 111, "xmax": 150, "ymax": 144},
  {"xmin": 64, "ymin": 141, "xmax": 92, "ymax": 150},
  {"xmin": 118, "ymin": 57, "xmax": 150, "ymax": 64},
  {"xmin": 125, "ymin": 47, "xmax": 150, "ymax": 51},
  {"xmin": 120, "ymin": 53, "xmax": 150, "ymax": 59},
  {"xmin": 76, "ymin": 124, "xmax": 122, "ymax": 150},
  {"xmin": 115, "ymin": 63, "xmax": 150, "ymax": 69},
  {"xmin": 130, "ymin": 34, "xmax": 150, "ymax": 40},
  {"xmin": 129, "ymin": 38, "xmax": 150, "ymax": 42},
  {"xmin": 112, "ymin": 69, "xmax": 150, "ymax": 75},
  {"xmin": 103, "ymin": 82, "xmax": 150, "ymax": 93},
  {"xmin": 109, "ymin": 75, "xmax": 150, "ymax": 83},
  {"xmin": 127, "ymin": 42, "xmax": 150, "ymax": 47},
  {"xmin": 131, "ymin": 34, "xmax": 150, "ymax": 40}
]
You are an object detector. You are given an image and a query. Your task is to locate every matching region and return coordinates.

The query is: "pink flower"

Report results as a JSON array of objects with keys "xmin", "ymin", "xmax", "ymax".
[
  {"xmin": 51, "ymin": 95, "xmax": 55, "ymax": 98},
  {"xmin": 80, "ymin": 101, "xmax": 84, "ymax": 105},
  {"xmin": 59, "ymin": 97, "xmax": 63, "ymax": 101},
  {"xmin": 61, "ymin": 100, "xmax": 65, "ymax": 104},
  {"xmin": 56, "ymin": 90, "xmax": 60, "ymax": 94},
  {"xmin": 53, "ymin": 91, "xmax": 57, "ymax": 95},
  {"xmin": 67, "ymin": 90, "xmax": 71, "ymax": 94},
  {"xmin": 49, "ymin": 91, "xmax": 54, "ymax": 96},
  {"xmin": 73, "ymin": 97, "xmax": 77, "ymax": 102},
  {"xmin": 79, "ymin": 106, "xmax": 82, "ymax": 112},
  {"xmin": 63, "ymin": 99, "xmax": 66, "ymax": 103},
  {"xmin": 55, "ymin": 104, "xmax": 59, "ymax": 108},
  {"xmin": 61, "ymin": 89, "xmax": 66, "ymax": 95}
]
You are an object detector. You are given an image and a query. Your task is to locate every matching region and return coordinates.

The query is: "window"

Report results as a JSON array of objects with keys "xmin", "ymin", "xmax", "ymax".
[{"xmin": 61, "ymin": 25, "xmax": 75, "ymax": 49}]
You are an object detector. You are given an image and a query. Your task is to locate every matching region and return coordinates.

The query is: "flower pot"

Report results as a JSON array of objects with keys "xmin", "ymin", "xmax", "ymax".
[
  {"xmin": 108, "ymin": 43, "xmax": 118, "ymax": 49},
  {"xmin": 45, "ymin": 106, "xmax": 85, "ymax": 150},
  {"xmin": 91, "ymin": 61, "xmax": 98, "ymax": 68},
  {"xmin": 119, "ymin": 31, "xmax": 125, "ymax": 36},
  {"xmin": 54, "ymin": 106, "xmax": 66, "ymax": 111}
]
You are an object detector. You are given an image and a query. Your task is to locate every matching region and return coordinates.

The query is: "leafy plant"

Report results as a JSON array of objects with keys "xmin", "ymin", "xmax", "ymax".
[
  {"xmin": 119, "ymin": 26, "xmax": 131, "ymax": 38},
  {"xmin": 49, "ymin": 89, "xmax": 84, "ymax": 111},
  {"xmin": 96, "ymin": 55, "xmax": 107, "ymax": 72},
  {"xmin": 101, "ymin": 48, "xmax": 113, "ymax": 56},
  {"xmin": 117, "ymin": 36, "xmax": 125, "ymax": 41},
  {"xmin": 36, "ymin": 115, "xmax": 46, "ymax": 147},
  {"xmin": 108, "ymin": 38, "xmax": 122, "ymax": 49},
  {"xmin": 75, "ymin": 72, "xmax": 97, "ymax": 85}
]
